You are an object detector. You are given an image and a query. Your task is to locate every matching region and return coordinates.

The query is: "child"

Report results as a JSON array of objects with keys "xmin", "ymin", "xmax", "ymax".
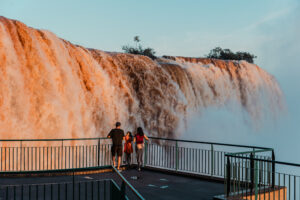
[{"xmin": 124, "ymin": 131, "xmax": 133, "ymax": 168}]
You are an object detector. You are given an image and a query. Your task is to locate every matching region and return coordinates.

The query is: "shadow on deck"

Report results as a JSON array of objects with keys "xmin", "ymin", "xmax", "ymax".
[
  {"xmin": 93, "ymin": 168, "xmax": 224, "ymax": 200},
  {"xmin": 0, "ymin": 168, "xmax": 224, "ymax": 200}
]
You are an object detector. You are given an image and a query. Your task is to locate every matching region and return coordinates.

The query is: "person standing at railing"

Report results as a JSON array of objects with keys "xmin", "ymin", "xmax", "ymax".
[
  {"xmin": 134, "ymin": 127, "xmax": 149, "ymax": 171},
  {"xmin": 107, "ymin": 122, "xmax": 125, "ymax": 171},
  {"xmin": 124, "ymin": 131, "xmax": 133, "ymax": 168}
]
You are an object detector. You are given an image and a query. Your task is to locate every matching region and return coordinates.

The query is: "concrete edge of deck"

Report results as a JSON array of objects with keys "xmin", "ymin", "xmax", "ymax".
[
  {"xmin": 0, "ymin": 166, "xmax": 114, "ymax": 177},
  {"xmin": 214, "ymin": 186, "xmax": 287, "ymax": 200}
]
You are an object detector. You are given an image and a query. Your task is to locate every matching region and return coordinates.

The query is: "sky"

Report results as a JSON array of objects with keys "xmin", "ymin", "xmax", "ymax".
[
  {"xmin": 0, "ymin": 0, "xmax": 298, "ymax": 58},
  {"xmin": 1, "ymin": 0, "xmax": 300, "ymax": 162}
]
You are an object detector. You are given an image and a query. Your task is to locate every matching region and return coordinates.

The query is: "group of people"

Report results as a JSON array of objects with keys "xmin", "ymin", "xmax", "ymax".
[{"xmin": 107, "ymin": 122, "xmax": 149, "ymax": 171}]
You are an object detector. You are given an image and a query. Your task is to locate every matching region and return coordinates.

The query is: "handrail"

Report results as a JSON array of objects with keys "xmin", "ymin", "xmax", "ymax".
[
  {"xmin": 0, "ymin": 137, "xmax": 271, "ymax": 150},
  {"xmin": 225, "ymin": 148, "xmax": 300, "ymax": 200},
  {"xmin": 149, "ymin": 136, "xmax": 271, "ymax": 150},
  {"xmin": 112, "ymin": 166, "xmax": 145, "ymax": 200},
  {"xmin": 226, "ymin": 154, "xmax": 300, "ymax": 167},
  {"xmin": 226, "ymin": 148, "xmax": 274, "ymax": 156},
  {"xmin": 0, "ymin": 137, "xmax": 109, "ymax": 142},
  {"xmin": 0, "ymin": 136, "xmax": 271, "ymax": 151}
]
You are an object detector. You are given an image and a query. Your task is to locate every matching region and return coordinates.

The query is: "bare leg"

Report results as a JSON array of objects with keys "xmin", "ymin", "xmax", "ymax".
[
  {"xmin": 112, "ymin": 156, "xmax": 116, "ymax": 167},
  {"xmin": 117, "ymin": 156, "xmax": 122, "ymax": 170},
  {"xmin": 127, "ymin": 154, "xmax": 131, "ymax": 166},
  {"xmin": 136, "ymin": 148, "xmax": 143, "ymax": 170}
]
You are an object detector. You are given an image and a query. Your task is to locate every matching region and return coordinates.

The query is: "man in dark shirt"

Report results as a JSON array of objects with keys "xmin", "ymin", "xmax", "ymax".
[{"xmin": 107, "ymin": 122, "xmax": 125, "ymax": 170}]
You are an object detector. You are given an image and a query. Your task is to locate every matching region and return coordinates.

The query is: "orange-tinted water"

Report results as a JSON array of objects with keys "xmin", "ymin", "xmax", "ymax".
[{"xmin": 0, "ymin": 17, "xmax": 284, "ymax": 139}]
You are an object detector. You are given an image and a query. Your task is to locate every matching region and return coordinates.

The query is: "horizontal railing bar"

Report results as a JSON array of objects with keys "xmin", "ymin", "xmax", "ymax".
[
  {"xmin": 0, "ymin": 136, "xmax": 271, "ymax": 151},
  {"xmin": 225, "ymin": 154, "xmax": 300, "ymax": 167},
  {"xmin": 112, "ymin": 166, "xmax": 145, "ymax": 200},
  {"xmin": 149, "ymin": 137, "xmax": 271, "ymax": 150},
  {"xmin": 0, "ymin": 137, "xmax": 109, "ymax": 142},
  {"xmin": 0, "ymin": 178, "xmax": 113, "ymax": 187},
  {"xmin": 226, "ymin": 148, "xmax": 274, "ymax": 156},
  {"xmin": 0, "ymin": 165, "xmax": 111, "ymax": 175}
]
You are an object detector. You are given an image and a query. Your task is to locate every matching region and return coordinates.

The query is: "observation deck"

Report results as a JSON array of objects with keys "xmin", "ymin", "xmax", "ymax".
[{"xmin": 0, "ymin": 137, "xmax": 299, "ymax": 199}]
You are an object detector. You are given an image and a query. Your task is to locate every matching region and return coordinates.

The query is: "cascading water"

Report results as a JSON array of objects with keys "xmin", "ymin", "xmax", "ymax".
[{"xmin": 0, "ymin": 17, "xmax": 284, "ymax": 139}]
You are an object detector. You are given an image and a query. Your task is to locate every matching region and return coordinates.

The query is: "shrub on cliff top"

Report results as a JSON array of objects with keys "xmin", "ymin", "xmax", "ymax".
[
  {"xmin": 122, "ymin": 36, "xmax": 157, "ymax": 60},
  {"xmin": 206, "ymin": 47, "xmax": 257, "ymax": 63}
]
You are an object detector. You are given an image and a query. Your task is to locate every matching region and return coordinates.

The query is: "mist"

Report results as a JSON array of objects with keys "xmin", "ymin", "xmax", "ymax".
[{"xmin": 183, "ymin": 4, "xmax": 300, "ymax": 163}]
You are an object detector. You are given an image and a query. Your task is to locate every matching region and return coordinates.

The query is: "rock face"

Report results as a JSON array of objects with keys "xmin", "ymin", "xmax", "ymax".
[{"xmin": 0, "ymin": 17, "xmax": 284, "ymax": 139}]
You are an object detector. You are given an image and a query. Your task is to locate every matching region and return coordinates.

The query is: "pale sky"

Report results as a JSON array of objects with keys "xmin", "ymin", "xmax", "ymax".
[{"xmin": 0, "ymin": 0, "xmax": 298, "ymax": 60}]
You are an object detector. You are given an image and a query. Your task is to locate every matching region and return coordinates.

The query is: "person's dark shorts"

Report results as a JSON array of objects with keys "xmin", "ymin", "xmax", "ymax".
[{"xmin": 111, "ymin": 145, "xmax": 123, "ymax": 157}]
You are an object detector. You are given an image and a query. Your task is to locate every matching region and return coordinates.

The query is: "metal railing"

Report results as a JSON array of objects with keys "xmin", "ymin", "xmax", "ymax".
[
  {"xmin": 0, "ymin": 179, "xmax": 120, "ymax": 200},
  {"xmin": 145, "ymin": 137, "xmax": 271, "ymax": 178},
  {"xmin": 0, "ymin": 138, "xmax": 113, "ymax": 173},
  {"xmin": 0, "ymin": 166, "xmax": 145, "ymax": 200},
  {"xmin": 225, "ymin": 148, "xmax": 274, "ymax": 199},
  {"xmin": 111, "ymin": 166, "xmax": 145, "ymax": 200},
  {"xmin": 0, "ymin": 165, "xmax": 145, "ymax": 200},
  {"xmin": 225, "ymin": 152, "xmax": 300, "ymax": 200},
  {"xmin": 0, "ymin": 137, "xmax": 270, "ymax": 175},
  {"xmin": 1, "ymin": 136, "xmax": 287, "ymax": 200}
]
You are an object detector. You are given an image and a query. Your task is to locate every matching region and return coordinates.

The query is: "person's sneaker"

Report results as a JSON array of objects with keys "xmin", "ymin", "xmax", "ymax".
[{"xmin": 138, "ymin": 167, "xmax": 141, "ymax": 171}]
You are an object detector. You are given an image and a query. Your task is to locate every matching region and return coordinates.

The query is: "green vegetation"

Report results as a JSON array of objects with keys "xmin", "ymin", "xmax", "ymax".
[
  {"xmin": 206, "ymin": 47, "xmax": 257, "ymax": 63},
  {"xmin": 122, "ymin": 38, "xmax": 256, "ymax": 63},
  {"xmin": 122, "ymin": 36, "xmax": 157, "ymax": 60}
]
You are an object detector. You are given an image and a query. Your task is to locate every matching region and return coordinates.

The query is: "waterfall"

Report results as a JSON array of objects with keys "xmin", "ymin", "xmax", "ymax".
[{"xmin": 0, "ymin": 17, "xmax": 284, "ymax": 139}]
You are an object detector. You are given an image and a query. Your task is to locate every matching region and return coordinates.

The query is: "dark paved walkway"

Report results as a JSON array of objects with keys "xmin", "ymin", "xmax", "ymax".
[{"xmin": 0, "ymin": 169, "xmax": 224, "ymax": 200}]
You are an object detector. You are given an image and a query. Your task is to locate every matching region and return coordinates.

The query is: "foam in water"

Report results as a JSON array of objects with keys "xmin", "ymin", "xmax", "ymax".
[{"xmin": 0, "ymin": 17, "xmax": 284, "ymax": 139}]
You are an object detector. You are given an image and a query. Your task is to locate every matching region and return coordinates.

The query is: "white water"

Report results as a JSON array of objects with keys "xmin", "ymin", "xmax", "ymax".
[{"xmin": 0, "ymin": 17, "xmax": 284, "ymax": 141}]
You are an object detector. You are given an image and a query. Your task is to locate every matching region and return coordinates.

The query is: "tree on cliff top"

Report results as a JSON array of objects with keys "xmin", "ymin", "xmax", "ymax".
[
  {"xmin": 122, "ymin": 36, "xmax": 157, "ymax": 60},
  {"xmin": 206, "ymin": 47, "xmax": 257, "ymax": 63},
  {"xmin": 134, "ymin": 36, "xmax": 140, "ymax": 47}
]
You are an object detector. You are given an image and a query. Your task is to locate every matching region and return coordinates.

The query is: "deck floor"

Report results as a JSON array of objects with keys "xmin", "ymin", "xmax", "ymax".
[{"xmin": 0, "ymin": 169, "xmax": 224, "ymax": 200}]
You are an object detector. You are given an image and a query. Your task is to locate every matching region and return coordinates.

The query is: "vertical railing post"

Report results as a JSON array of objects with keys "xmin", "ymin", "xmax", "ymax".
[
  {"xmin": 61, "ymin": 139, "xmax": 64, "ymax": 170},
  {"xmin": 175, "ymin": 141, "xmax": 178, "ymax": 171},
  {"xmin": 211, "ymin": 144, "xmax": 214, "ymax": 176},
  {"xmin": 272, "ymin": 150, "xmax": 275, "ymax": 188},
  {"xmin": 20, "ymin": 141, "xmax": 22, "ymax": 172},
  {"xmin": 254, "ymin": 160, "xmax": 258, "ymax": 200},
  {"xmin": 250, "ymin": 153, "xmax": 254, "ymax": 193},
  {"xmin": 226, "ymin": 156, "xmax": 231, "ymax": 197},
  {"xmin": 144, "ymin": 141, "xmax": 148, "ymax": 166},
  {"xmin": 98, "ymin": 139, "xmax": 101, "ymax": 167}
]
